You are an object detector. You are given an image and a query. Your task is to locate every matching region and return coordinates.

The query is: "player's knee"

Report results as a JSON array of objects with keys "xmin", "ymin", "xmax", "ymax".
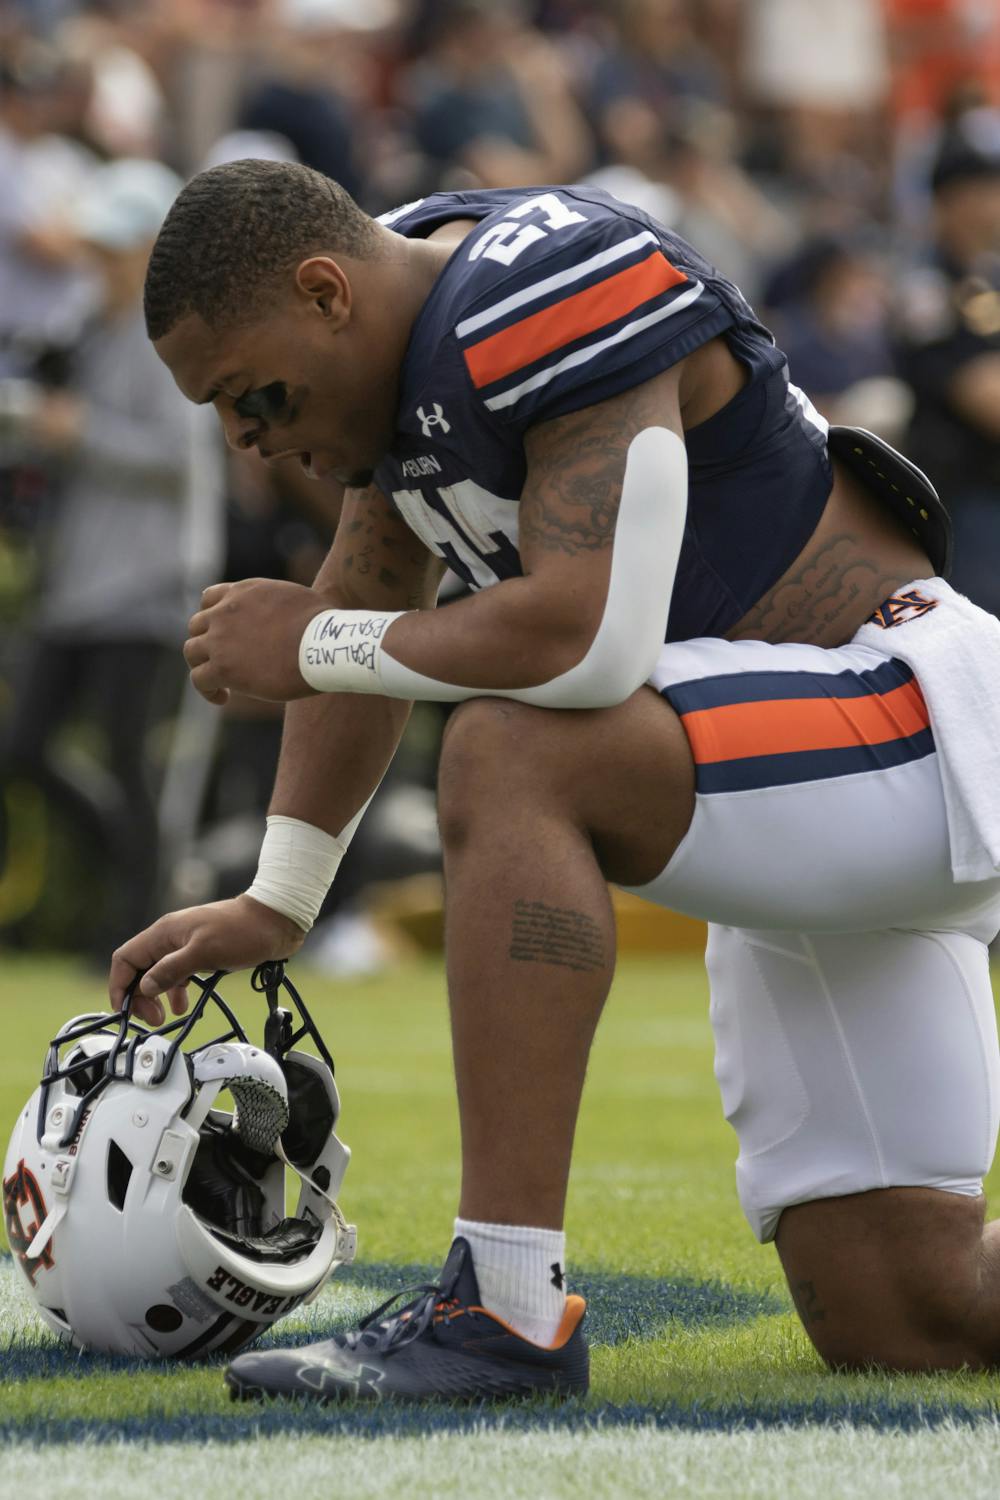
[
  {"xmin": 808, "ymin": 1278, "xmax": 984, "ymax": 1372},
  {"xmin": 805, "ymin": 1259, "xmax": 986, "ymax": 1371},
  {"xmin": 894, "ymin": 1267, "xmax": 993, "ymax": 1368},
  {"xmin": 779, "ymin": 1191, "xmax": 992, "ymax": 1371},
  {"xmin": 438, "ymin": 699, "xmax": 558, "ymax": 847}
]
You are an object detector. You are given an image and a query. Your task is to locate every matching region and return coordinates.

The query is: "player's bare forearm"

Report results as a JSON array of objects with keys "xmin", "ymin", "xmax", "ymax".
[
  {"xmin": 269, "ymin": 694, "xmax": 410, "ymax": 833},
  {"xmin": 270, "ymin": 484, "xmax": 440, "ymax": 831},
  {"xmin": 316, "ymin": 484, "xmax": 446, "ymax": 615}
]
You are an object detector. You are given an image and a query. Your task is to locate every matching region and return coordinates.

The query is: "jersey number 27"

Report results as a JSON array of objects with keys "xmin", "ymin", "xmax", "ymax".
[{"xmin": 468, "ymin": 194, "xmax": 587, "ymax": 268}]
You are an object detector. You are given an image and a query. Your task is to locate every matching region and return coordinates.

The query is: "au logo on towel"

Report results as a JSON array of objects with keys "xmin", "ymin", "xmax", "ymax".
[{"xmin": 867, "ymin": 590, "xmax": 939, "ymax": 629}]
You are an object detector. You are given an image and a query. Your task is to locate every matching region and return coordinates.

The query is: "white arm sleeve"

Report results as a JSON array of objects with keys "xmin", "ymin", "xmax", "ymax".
[{"xmin": 298, "ymin": 427, "xmax": 687, "ymax": 709}]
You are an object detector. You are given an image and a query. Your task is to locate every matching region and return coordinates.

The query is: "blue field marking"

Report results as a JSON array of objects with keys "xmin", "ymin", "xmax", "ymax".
[
  {"xmin": 2, "ymin": 1397, "xmax": 1000, "ymax": 1447},
  {"xmin": 1, "ymin": 1259, "xmax": 785, "ymax": 1384}
]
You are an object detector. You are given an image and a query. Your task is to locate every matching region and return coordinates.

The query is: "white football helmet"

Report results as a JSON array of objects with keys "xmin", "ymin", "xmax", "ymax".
[{"xmin": 3, "ymin": 962, "xmax": 356, "ymax": 1358}]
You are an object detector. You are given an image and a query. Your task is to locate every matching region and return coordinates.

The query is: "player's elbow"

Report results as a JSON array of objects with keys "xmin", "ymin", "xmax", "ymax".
[
  {"xmin": 514, "ymin": 610, "xmax": 663, "ymax": 710},
  {"xmin": 543, "ymin": 665, "xmax": 650, "ymax": 710},
  {"xmin": 577, "ymin": 631, "xmax": 663, "ymax": 708}
]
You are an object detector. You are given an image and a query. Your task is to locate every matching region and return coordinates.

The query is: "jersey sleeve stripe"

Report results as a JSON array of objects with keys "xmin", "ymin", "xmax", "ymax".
[
  {"xmin": 454, "ymin": 229, "xmax": 658, "ymax": 339},
  {"xmin": 482, "ymin": 279, "xmax": 705, "ymax": 412},
  {"xmin": 463, "ymin": 251, "xmax": 687, "ymax": 390}
]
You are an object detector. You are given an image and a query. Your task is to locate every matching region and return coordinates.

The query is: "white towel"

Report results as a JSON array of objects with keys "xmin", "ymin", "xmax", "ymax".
[{"xmin": 854, "ymin": 579, "xmax": 1000, "ymax": 883}]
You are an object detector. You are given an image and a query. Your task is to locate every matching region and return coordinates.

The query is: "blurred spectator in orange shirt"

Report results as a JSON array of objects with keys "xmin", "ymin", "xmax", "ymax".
[{"xmin": 884, "ymin": 0, "xmax": 1000, "ymax": 120}]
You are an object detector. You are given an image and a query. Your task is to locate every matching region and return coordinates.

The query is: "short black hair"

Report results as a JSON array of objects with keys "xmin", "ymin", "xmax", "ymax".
[{"xmin": 144, "ymin": 159, "xmax": 380, "ymax": 341}]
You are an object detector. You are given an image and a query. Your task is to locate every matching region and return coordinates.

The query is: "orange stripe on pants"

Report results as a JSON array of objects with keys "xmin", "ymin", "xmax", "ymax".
[{"xmin": 680, "ymin": 678, "xmax": 930, "ymax": 764}]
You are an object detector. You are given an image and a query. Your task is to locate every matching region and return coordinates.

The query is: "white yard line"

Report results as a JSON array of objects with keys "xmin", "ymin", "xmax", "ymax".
[{"xmin": 4, "ymin": 1425, "xmax": 1000, "ymax": 1500}]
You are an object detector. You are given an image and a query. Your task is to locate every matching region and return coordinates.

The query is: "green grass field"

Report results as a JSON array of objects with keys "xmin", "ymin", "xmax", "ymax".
[{"xmin": 3, "ymin": 952, "xmax": 1000, "ymax": 1497}]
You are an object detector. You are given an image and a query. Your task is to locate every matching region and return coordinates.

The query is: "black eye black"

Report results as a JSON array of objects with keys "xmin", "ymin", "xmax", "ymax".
[{"xmin": 234, "ymin": 382, "xmax": 288, "ymax": 421}]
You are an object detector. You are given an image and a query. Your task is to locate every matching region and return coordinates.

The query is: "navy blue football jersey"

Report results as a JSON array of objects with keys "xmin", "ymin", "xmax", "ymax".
[{"xmin": 373, "ymin": 185, "xmax": 831, "ymax": 642}]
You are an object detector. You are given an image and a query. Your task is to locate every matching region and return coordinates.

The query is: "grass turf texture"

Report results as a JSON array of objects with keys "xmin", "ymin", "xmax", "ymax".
[
  {"xmin": 3, "ymin": 952, "xmax": 1000, "ymax": 1496},
  {"xmin": 7, "ymin": 1427, "xmax": 1000, "ymax": 1500}
]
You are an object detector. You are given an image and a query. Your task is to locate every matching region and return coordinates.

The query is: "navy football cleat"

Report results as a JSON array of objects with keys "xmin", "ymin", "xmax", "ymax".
[{"xmin": 225, "ymin": 1237, "xmax": 588, "ymax": 1403}]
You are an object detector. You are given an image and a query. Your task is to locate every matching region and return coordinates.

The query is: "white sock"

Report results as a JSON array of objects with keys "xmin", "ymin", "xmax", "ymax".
[{"xmin": 454, "ymin": 1217, "xmax": 567, "ymax": 1346}]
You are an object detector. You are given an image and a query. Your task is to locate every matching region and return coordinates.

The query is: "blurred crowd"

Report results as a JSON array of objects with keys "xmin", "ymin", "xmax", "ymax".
[{"xmin": 0, "ymin": 0, "xmax": 998, "ymax": 965}]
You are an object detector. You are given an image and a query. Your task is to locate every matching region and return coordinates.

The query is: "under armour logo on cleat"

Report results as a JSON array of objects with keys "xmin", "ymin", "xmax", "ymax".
[
  {"xmin": 550, "ymin": 1262, "xmax": 565, "ymax": 1291},
  {"xmin": 297, "ymin": 1358, "xmax": 384, "ymax": 1401},
  {"xmin": 417, "ymin": 402, "xmax": 451, "ymax": 436}
]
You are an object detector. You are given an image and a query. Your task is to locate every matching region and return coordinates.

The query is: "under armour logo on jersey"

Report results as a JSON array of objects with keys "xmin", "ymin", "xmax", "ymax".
[
  {"xmin": 550, "ymin": 1262, "xmax": 565, "ymax": 1291},
  {"xmin": 417, "ymin": 403, "xmax": 450, "ymax": 436},
  {"xmin": 868, "ymin": 590, "xmax": 939, "ymax": 629}
]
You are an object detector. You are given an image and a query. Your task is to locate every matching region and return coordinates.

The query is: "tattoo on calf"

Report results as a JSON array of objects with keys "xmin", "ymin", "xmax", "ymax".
[
  {"xmin": 508, "ymin": 899, "xmax": 606, "ymax": 973},
  {"xmin": 791, "ymin": 1279, "xmax": 827, "ymax": 1324}
]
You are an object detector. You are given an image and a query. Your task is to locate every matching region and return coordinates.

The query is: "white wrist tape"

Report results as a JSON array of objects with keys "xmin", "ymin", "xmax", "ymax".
[
  {"xmin": 300, "ymin": 610, "xmax": 405, "ymax": 694},
  {"xmin": 245, "ymin": 810, "xmax": 367, "ymax": 933},
  {"xmin": 298, "ymin": 427, "xmax": 688, "ymax": 710}
]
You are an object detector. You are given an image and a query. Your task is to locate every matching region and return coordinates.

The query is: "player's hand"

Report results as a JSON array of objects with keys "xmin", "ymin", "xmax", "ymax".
[
  {"xmin": 109, "ymin": 895, "xmax": 306, "ymax": 1025},
  {"xmin": 184, "ymin": 578, "xmax": 326, "ymax": 705}
]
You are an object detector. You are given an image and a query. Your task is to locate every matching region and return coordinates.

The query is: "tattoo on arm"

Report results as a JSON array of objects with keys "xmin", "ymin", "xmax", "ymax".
[
  {"xmin": 791, "ymin": 1279, "xmax": 827, "ymax": 1325},
  {"xmin": 520, "ymin": 381, "xmax": 675, "ymax": 558},
  {"xmin": 508, "ymin": 899, "xmax": 607, "ymax": 973},
  {"xmin": 329, "ymin": 485, "xmax": 442, "ymax": 609}
]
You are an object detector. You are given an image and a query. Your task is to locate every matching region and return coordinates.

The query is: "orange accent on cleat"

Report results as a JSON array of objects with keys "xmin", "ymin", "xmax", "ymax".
[{"xmin": 467, "ymin": 1293, "xmax": 587, "ymax": 1348}]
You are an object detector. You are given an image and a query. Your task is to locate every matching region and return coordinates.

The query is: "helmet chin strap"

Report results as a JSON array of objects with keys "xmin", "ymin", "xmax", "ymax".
[
  {"xmin": 273, "ymin": 1136, "xmax": 338, "ymax": 1212},
  {"xmin": 272, "ymin": 1136, "xmax": 358, "ymax": 1290}
]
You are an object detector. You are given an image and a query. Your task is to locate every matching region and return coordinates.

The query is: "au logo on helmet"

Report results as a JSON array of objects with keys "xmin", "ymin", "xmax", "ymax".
[{"xmin": 3, "ymin": 1159, "xmax": 54, "ymax": 1285}]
